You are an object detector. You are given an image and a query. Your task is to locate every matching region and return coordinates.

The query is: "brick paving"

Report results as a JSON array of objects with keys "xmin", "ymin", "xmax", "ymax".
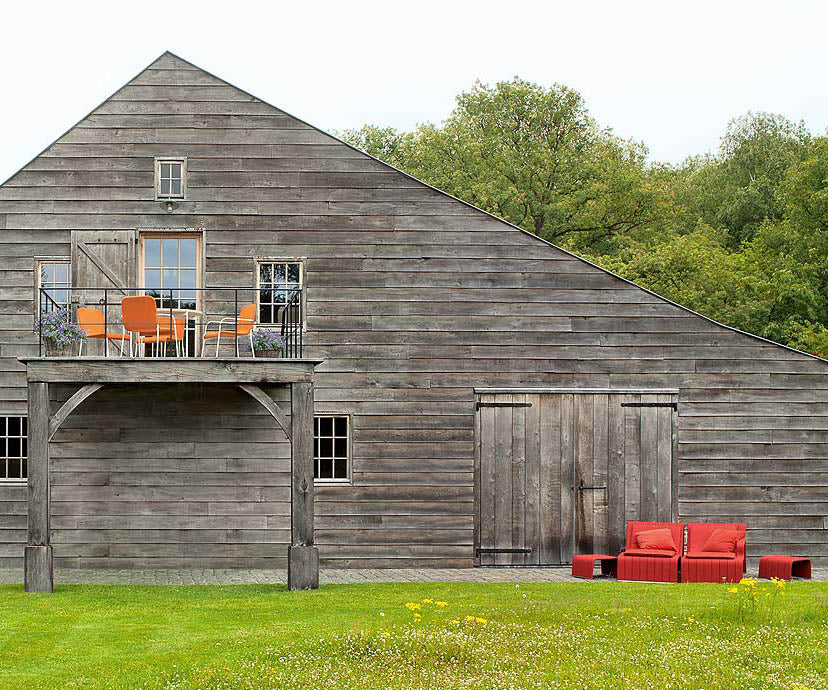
[{"xmin": 0, "ymin": 566, "xmax": 824, "ymax": 585}]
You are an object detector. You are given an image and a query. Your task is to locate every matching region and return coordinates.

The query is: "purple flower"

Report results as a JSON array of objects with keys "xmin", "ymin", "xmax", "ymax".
[
  {"xmin": 251, "ymin": 328, "xmax": 286, "ymax": 352},
  {"xmin": 35, "ymin": 308, "xmax": 85, "ymax": 347}
]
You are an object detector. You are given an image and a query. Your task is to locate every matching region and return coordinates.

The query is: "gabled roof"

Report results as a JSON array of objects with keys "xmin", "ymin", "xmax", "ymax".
[{"xmin": 3, "ymin": 51, "xmax": 825, "ymax": 364}]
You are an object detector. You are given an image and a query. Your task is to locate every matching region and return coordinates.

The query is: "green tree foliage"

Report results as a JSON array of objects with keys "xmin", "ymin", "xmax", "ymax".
[
  {"xmin": 340, "ymin": 82, "xmax": 828, "ymax": 358},
  {"xmin": 342, "ymin": 78, "xmax": 669, "ymax": 252}
]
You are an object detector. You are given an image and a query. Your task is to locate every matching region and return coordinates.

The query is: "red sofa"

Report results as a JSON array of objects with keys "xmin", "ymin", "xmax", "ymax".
[
  {"xmin": 616, "ymin": 521, "xmax": 684, "ymax": 583},
  {"xmin": 681, "ymin": 523, "xmax": 746, "ymax": 583}
]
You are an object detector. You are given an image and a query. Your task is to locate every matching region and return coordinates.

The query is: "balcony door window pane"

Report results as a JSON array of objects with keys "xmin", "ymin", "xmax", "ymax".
[
  {"xmin": 141, "ymin": 234, "xmax": 201, "ymax": 355},
  {"xmin": 143, "ymin": 236, "xmax": 199, "ymax": 310}
]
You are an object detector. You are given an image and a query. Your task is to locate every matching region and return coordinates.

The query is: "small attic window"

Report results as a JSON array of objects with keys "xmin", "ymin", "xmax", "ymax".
[{"xmin": 155, "ymin": 158, "xmax": 186, "ymax": 200}]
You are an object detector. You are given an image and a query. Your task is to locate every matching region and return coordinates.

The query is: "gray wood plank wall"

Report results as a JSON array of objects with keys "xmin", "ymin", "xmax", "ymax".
[{"xmin": 1, "ymin": 52, "xmax": 827, "ymax": 567}]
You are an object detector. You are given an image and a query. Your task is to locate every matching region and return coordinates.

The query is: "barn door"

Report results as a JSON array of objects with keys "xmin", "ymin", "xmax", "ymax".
[
  {"xmin": 475, "ymin": 391, "xmax": 676, "ymax": 566},
  {"xmin": 70, "ymin": 230, "xmax": 137, "ymax": 353},
  {"xmin": 574, "ymin": 392, "xmax": 677, "ymax": 559}
]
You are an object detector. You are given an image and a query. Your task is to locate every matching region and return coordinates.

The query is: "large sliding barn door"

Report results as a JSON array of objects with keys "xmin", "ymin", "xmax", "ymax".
[{"xmin": 475, "ymin": 390, "xmax": 676, "ymax": 566}]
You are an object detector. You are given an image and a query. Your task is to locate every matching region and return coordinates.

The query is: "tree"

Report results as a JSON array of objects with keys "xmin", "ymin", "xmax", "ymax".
[
  {"xmin": 342, "ymin": 78, "xmax": 669, "ymax": 252},
  {"xmin": 678, "ymin": 112, "xmax": 810, "ymax": 246}
]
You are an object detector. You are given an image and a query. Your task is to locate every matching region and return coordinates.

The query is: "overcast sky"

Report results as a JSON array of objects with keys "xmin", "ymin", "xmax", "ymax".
[{"xmin": 1, "ymin": 1, "xmax": 826, "ymax": 183}]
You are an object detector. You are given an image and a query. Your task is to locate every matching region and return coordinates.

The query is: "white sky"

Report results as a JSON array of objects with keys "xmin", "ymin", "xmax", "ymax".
[{"xmin": 1, "ymin": 0, "xmax": 826, "ymax": 183}]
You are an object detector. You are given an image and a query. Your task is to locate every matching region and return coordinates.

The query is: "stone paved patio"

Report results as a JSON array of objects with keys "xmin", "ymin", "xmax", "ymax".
[{"xmin": 0, "ymin": 566, "xmax": 824, "ymax": 585}]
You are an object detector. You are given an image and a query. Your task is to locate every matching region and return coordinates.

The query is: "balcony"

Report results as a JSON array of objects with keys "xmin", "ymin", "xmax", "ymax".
[{"xmin": 35, "ymin": 286, "xmax": 303, "ymax": 359}]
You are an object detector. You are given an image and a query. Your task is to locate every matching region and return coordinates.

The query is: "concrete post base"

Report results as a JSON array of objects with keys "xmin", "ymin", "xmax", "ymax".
[
  {"xmin": 24, "ymin": 545, "xmax": 53, "ymax": 593},
  {"xmin": 287, "ymin": 545, "xmax": 319, "ymax": 590}
]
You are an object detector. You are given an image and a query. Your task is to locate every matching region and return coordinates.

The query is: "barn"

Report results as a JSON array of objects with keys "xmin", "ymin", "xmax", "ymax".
[{"xmin": 1, "ymin": 53, "xmax": 826, "ymax": 590}]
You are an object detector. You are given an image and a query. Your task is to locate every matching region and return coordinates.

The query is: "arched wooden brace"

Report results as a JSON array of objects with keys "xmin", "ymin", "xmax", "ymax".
[
  {"xmin": 237, "ymin": 384, "xmax": 291, "ymax": 441},
  {"xmin": 48, "ymin": 384, "xmax": 103, "ymax": 441}
]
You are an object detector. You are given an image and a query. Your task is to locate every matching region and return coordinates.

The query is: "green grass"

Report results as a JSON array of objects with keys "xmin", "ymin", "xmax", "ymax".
[{"xmin": 0, "ymin": 581, "xmax": 826, "ymax": 689}]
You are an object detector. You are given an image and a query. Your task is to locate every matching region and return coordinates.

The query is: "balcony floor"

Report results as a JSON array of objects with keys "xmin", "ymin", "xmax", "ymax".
[{"xmin": 19, "ymin": 357, "xmax": 323, "ymax": 384}]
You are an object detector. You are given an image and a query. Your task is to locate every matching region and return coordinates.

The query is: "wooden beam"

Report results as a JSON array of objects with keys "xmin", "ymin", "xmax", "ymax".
[
  {"xmin": 21, "ymin": 358, "xmax": 322, "ymax": 385},
  {"xmin": 25, "ymin": 381, "xmax": 53, "ymax": 593},
  {"xmin": 49, "ymin": 384, "xmax": 103, "ymax": 441},
  {"xmin": 288, "ymin": 381, "xmax": 318, "ymax": 590},
  {"xmin": 237, "ymin": 384, "xmax": 291, "ymax": 441}
]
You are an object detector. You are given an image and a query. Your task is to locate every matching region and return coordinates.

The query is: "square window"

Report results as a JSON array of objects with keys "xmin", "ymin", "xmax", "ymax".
[
  {"xmin": 1, "ymin": 416, "xmax": 27, "ymax": 481},
  {"xmin": 156, "ymin": 158, "xmax": 186, "ymax": 200},
  {"xmin": 313, "ymin": 415, "xmax": 349, "ymax": 482}
]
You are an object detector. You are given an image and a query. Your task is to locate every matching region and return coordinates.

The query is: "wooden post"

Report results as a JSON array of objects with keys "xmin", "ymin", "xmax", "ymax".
[
  {"xmin": 25, "ymin": 381, "xmax": 53, "ymax": 593},
  {"xmin": 288, "ymin": 381, "xmax": 318, "ymax": 589}
]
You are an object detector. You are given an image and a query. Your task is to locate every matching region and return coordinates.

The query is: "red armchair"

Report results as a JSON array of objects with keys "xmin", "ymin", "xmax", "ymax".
[
  {"xmin": 617, "ymin": 521, "xmax": 684, "ymax": 583},
  {"xmin": 681, "ymin": 523, "xmax": 746, "ymax": 583}
]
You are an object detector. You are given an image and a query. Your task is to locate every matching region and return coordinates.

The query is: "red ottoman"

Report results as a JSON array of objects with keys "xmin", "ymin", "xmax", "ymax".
[
  {"xmin": 572, "ymin": 554, "xmax": 618, "ymax": 579},
  {"xmin": 758, "ymin": 556, "xmax": 812, "ymax": 581}
]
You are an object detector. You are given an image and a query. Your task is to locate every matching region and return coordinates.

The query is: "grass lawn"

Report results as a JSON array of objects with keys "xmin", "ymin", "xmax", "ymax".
[{"xmin": 0, "ymin": 581, "xmax": 826, "ymax": 689}]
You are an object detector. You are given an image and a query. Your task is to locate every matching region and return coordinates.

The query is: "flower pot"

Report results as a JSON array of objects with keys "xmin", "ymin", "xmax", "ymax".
[
  {"xmin": 256, "ymin": 349, "xmax": 284, "ymax": 359},
  {"xmin": 44, "ymin": 340, "xmax": 79, "ymax": 357}
]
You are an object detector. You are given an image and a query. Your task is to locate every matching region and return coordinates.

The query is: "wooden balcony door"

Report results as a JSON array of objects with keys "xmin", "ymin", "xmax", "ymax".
[
  {"xmin": 70, "ymin": 230, "xmax": 137, "ymax": 354},
  {"xmin": 475, "ymin": 390, "xmax": 676, "ymax": 566}
]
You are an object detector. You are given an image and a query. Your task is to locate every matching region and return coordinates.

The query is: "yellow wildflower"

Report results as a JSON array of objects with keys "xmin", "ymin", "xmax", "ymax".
[
  {"xmin": 465, "ymin": 615, "xmax": 476, "ymax": 622},
  {"xmin": 422, "ymin": 598, "xmax": 434, "ymax": 604},
  {"xmin": 413, "ymin": 613, "xmax": 422, "ymax": 620},
  {"xmin": 435, "ymin": 601, "xmax": 448, "ymax": 607},
  {"xmin": 728, "ymin": 587, "xmax": 738, "ymax": 594},
  {"xmin": 687, "ymin": 617, "xmax": 694, "ymax": 623},
  {"xmin": 475, "ymin": 617, "xmax": 488, "ymax": 624},
  {"xmin": 405, "ymin": 602, "xmax": 421, "ymax": 611},
  {"xmin": 380, "ymin": 631, "xmax": 390, "ymax": 638},
  {"xmin": 449, "ymin": 619, "xmax": 460, "ymax": 625}
]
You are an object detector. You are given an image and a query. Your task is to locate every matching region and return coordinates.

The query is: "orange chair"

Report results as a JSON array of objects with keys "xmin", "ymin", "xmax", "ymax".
[
  {"xmin": 121, "ymin": 295, "xmax": 162, "ymax": 356},
  {"xmin": 77, "ymin": 307, "xmax": 130, "ymax": 356},
  {"xmin": 202, "ymin": 303, "xmax": 257, "ymax": 357},
  {"xmin": 153, "ymin": 314, "xmax": 187, "ymax": 356}
]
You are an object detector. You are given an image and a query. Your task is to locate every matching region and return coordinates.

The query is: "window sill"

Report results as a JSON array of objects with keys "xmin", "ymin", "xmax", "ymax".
[
  {"xmin": 314, "ymin": 479, "xmax": 351, "ymax": 486},
  {"xmin": 0, "ymin": 480, "xmax": 27, "ymax": 486}
]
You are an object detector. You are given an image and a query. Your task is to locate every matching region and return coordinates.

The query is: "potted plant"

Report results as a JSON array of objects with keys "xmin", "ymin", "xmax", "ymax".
[
  {"xmin": 35, "ymin": 307, "xmax": 85, "ymax": 357},
  {"xmin": 251, "ymin": 328, "xmax": 286, "ymax": 358}
]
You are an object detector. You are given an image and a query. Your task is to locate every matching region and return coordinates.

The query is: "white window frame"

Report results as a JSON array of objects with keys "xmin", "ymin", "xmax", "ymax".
[
  {"xmin": 255, "ymin": 258, "xmax": 304, "ymax": 329},
  {"xmin": 0, "ymin": 415, "xmax": 27, "ymax": 483},
  {"xmin": 35, "ymin": 257, "xmax": 71, "ymax": 315},
  {"xmin": 313, "ymin": 414, "xmax": 351, "ymax": 484},
  {"xmin": 155, "ymin": 157, "xmax": 187, "ymax": 200},
  {"xmin": 138, "ymin": 231, "xmax": 203, "ymax": 352}
]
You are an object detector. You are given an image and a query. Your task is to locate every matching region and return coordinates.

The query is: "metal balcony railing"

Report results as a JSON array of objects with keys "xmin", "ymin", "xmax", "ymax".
[{"xmin": 35, "ymin": 286, "xmax": 303, "ymax": 359}]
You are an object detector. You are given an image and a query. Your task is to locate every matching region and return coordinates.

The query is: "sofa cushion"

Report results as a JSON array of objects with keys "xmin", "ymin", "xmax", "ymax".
[
  {"xmin": 623, "ymin": 548, "xmax": 676, "ymax": 558},
  {"xmin": 685, "ymin": 551, "xmax": 738, "ymax": 560},
  {"xmin": 700, "ymin": 528, "xmax": 742, "ymax": 554},
  {"xmin": 635, "ymin": 528, "xmax": 677, "ymax": 552}
]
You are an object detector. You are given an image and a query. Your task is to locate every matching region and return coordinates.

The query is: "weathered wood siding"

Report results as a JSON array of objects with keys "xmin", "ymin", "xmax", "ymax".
[
  {"xmin": 1, "ymin": 53, "xmax": 827, "ymax": 567},
  {"xmin": 50, "ymin": 383, "xmax": 291, "ymax": 568}
]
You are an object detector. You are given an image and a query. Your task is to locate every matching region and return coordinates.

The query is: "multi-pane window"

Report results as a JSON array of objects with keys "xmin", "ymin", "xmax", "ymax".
[
  {"xmin": 142, "ymin": 236, "xmax": 199, "ymax": 310},
  {"xmin": 314, "ymin": 415, "xmax": 349, "ymax": 481},
  {"xmin": 257, "ymin": 261, "xmax": 302, "ymax": 326},
  {"xmin": 1, "ymin": 416, "xmax": 27, "ymax": 481},
  {"xmin": 37, "ymin": 260, "xmax": 71, "ymax": 313},
  {"xmin": 156, "ymin": 159, "xmax": 186, "ymax": 199}
]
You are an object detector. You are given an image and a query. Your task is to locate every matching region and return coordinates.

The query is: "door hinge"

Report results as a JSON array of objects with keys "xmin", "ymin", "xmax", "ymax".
[
  {"xmin": 621, "ymin": 402, "xmax": 678, "ymax": 410},
  {"xmin": 578, "ymin": 485, "xmax": 607, "ymax": 491},
  {"xmin": 476, "ymin": 401, "xmax": 532, "ymax": 410}
]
